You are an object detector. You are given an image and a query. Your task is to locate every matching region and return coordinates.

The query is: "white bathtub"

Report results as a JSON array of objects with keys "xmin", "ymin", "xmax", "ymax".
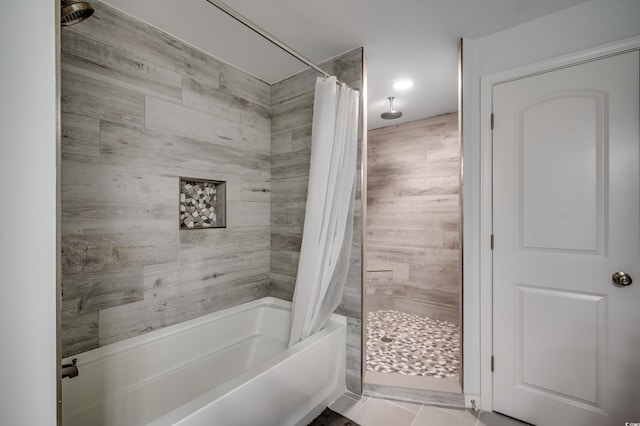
[{"xmin": 62, "ymin": 297, "xmax": 347, "ymax": 426}]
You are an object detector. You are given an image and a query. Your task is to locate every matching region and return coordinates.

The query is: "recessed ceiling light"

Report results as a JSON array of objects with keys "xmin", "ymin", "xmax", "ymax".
[{"xmin": 393, "ymin": 80, "xmax": 413, "ymax": 90}]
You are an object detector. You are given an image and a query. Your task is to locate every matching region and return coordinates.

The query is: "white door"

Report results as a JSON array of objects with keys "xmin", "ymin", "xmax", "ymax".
[{"xmin": 492, "ymin": 50, "xmax": 640, "ymax": 426}]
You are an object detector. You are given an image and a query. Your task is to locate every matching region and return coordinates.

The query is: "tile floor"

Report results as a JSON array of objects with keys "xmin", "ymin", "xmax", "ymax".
[
  {"xmin": 367, "ymin": 310, "xmax": 460, "ymax": 379},
  {"xmin": 329, "ymin": 392, "xmax": 530, "ymax": 426}
]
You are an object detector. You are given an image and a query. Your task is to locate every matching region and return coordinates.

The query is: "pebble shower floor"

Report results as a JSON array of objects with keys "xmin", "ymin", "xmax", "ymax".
[{"xmin": 366, "ymin": 310, "xmax": 460, "ymax": 379}]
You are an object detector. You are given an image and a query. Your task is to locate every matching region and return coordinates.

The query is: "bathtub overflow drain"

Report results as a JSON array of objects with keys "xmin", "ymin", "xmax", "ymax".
[{"xmin": 381, "ymin": 337, "xmax": 393, "ymax": 343}]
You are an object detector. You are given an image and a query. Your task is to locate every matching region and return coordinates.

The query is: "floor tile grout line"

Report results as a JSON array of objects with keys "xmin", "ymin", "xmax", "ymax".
[
  {"xmin": 410, "ymin": 404, "xmax": 424, "ymax": 426},
  {"xmin": 335, "ymin": 391, "xmax": 527, "ymax": 426},
  {"xmin": 340, "ymin": 393, "xmax": 359, "ymax": 404},
  {"xmin": 348, "ymin": 395, "xmax": 368, "ymax": 418},
  {"xmin": 434, "ymin": 405, "xmax": 478, "ymax": 424},
  {"xmin": 329, "ymin": 393, "xmax": 365, "ymax": 422},
  {"xmin": 386, "ymin": 398, "xmax": 423, "ymax": 416}
]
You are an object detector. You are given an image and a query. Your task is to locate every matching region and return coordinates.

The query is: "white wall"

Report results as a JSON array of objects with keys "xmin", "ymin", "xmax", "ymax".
[
  {"xmin": 462, "ymin": 0, "xmax": 640, "ymax": 399},
  {"xmin": 0, "ymin": 1, "xmax": 58, "ymax": 425}
]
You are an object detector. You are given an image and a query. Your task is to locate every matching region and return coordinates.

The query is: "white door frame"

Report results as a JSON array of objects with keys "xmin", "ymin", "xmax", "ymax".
[{"xmin": 478, "ymin": 35, "xmax": 640, "ymax": 412}]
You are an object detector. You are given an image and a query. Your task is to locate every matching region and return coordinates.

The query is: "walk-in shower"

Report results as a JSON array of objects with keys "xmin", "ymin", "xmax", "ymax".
[{"xmin": 364, "ymin": 112, "xmax": 463, "ymax": 402}]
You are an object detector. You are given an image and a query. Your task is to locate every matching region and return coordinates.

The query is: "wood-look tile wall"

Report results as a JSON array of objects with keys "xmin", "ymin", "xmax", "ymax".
[
  {"xmin": 270, "ymin": 48, "xmax": 364, "ymax": 393},
  {"xmin": 367, "ymin": 113, "xmax": 460, "ymax": 325},
  {"xmin": 60, "ymin": 1, "xmax": 272, "ymax": 357}
]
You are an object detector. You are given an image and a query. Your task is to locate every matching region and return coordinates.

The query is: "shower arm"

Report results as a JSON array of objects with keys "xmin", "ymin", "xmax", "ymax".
[{"xmin": 203, "ymin": 0, "xmax": 347, "ymax": 86}]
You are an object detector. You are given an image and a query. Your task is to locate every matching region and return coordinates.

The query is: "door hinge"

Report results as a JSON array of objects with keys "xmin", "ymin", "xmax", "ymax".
[
  {"xmin": 491, "ymin": 113, "xmax": 494, "ymax": 130},
  {"xmin": 491, "ymin": 355, "xmax": 495, "ymax": 372},
  {"xmin": 491, "ymin": 234, "xmax": 494, "ymax": 250}
]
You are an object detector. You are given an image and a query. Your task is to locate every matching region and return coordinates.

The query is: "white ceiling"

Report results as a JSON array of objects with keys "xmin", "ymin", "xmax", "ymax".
[{"xmin": 101, "ymin": 0, "xmax": 590, "ymax": 130}]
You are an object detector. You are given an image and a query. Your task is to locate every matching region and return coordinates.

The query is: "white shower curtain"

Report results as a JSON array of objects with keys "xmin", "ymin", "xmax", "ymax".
[{"xmin": 288, "ymin": 76, "xmax": 360, "ymax": 346}]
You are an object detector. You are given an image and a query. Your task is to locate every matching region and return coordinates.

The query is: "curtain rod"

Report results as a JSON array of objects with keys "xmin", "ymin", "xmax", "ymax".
[{"xmin": 204, "ymin": 0, "xmax": 345, "ymax": 85}]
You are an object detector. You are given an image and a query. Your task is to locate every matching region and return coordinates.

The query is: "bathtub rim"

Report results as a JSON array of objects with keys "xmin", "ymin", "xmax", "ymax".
[{"xmin": 62, "ymin": 297, "xmax": 296, "ymax": 366}]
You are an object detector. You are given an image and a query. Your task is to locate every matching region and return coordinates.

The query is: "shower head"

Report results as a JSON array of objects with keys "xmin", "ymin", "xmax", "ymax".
[
  {"xmin": 381, "ymin": 97, "xmax": 402, "ymax": 120},
  {"xmin": 61, "ymin": 0, "xmax": 94, "ymax": 27}
]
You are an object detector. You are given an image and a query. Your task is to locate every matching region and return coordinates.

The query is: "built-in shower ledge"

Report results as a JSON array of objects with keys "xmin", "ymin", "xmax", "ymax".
[{"xmin": 364, "ymin": 372, "xmax": 464, "ymax": 408}]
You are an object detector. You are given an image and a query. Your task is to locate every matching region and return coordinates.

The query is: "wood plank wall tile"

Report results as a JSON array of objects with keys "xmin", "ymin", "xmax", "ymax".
[
  {"xmin": 61, "ymin": 0, "xmax": 271, "ymax": 357},
  {"xmin": 240, "ymin": 177, "xmax": 271, "ymax": 203},
  {"xmin": 145, "ymin": 96, "xmax": 270, "ymax": 155},
  {"xmin": 99, "ymin": 277, "xmax": 270, "ymax": 346},
  {"xmin": 366, "ymin": 270, "xmax": 394, "ymax": 312},
  {"xmin": 61, "ymin": 70, "xmax": 145, "ymax": 129},
  {"xmin": 61, "ymin": 30, "xmax": 183, "ymax": 102},
  {"xmin": 62, "ymin": 268, "xmax": 144, "ymax": 315},
  {"xmin": 272, "ymin": 129, "xmax": 293, "ymax": 156},
  {"xmin": 182, "ymin": 77, "xmax": 270, "ymax": 133},
  {"xmin": 366, "ymin": 113, "xmax": 460, "ymax": 325},
  {"xmin": 61, "ymin": 112, "xmax": 100, "ymax": 157},
  {"xmin": 64, "ymin": 3, "xmax": 221, "ymax": 86},
  {"xmin": 269, "ymin": 48, "xmax": 364, "ymax": 393},
  {"xmin": 61, "ymin": 310, "xmax": 99, "ymax": 356},
  {"xmin": 218, "ymin": 62, "xmax": 271, "ymax": 109},
  {"xmin": 98, "ymin": 122, "xmax": 268, "ymax": 181},
  {"xmin": 62, "ymin": 232, "xmax": 180, "ymax": 275},
  {"xmin": 60, "ymin": 156, "xmax": 177, "ymax": 202},
  {"xmin": 61, "ymin": 197, "xmax": 176, "ymax": 235}
]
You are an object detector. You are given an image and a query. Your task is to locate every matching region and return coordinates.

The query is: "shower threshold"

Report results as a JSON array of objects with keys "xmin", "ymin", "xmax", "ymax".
[
  {"xmin": 364, "ymin": 371, "xmax": 464, "ymax": 408},
  {"xmin": 365, "ymin": 370, "xmax": 461, "ymax": 393}
]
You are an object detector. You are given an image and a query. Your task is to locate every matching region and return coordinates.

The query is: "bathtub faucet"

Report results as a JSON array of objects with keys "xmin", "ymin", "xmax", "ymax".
[{"xmin": 61, "ymin": 358, "xmax": 79, "ymax": 379}]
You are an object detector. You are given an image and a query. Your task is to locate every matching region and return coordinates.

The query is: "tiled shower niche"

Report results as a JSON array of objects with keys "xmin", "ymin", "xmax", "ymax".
[{"xmin": 179, "ymin": 177, "xmax": 226, "ymax": 229}]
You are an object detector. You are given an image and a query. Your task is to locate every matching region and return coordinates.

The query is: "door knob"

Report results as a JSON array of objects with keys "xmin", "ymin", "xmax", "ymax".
[{"xmin": 612, "ymin": 272, "xmax": 632, "ymax": 287}]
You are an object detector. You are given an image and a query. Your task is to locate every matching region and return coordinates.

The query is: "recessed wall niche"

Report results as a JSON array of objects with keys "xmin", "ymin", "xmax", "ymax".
[{"xmin": 179, "ymin": 177, "xmax": 226, "ymax": 229}]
